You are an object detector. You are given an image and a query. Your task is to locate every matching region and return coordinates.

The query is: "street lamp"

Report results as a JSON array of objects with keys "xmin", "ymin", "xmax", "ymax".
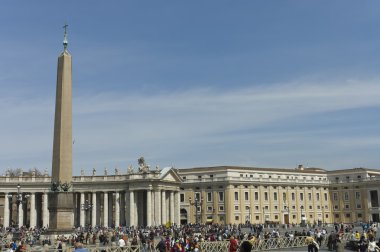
[
  {"xmin": 81, "ymin": 199, "xmax": 93, "ymax": 227},
  {"xmin": 262, "ymin": 207, "xmax": 265, "ymax": 224},
  {"xmin": 8, "ymin": 184, "xmax": 30, "ymax": 227},
  {"xmin": 321, "ymin": 206, "xmax": 325, "ymax": 227},
  {"xmin": 246, "ymin": 206, "xmax": 251, "ymax": 224},
  {"xmin": 189, "ymin": 196, "xmax": 203, "ymax": 224}
]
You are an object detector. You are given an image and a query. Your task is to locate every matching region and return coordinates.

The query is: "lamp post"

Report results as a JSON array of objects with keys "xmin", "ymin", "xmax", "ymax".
[
  {"xmin": 322, "ymin": 206, "xmax": 325, "ymax": 227},
  {"xmin": 81, "ymin": 199, "xmax": 93, "ymax": 227},
  {"xmin": 246, "ymin": 206, "xmax": 251, "ymax": 224},
  {"xmin": 189, "ymin": 196, "xmax": 203, "ymax": 224},
  {"xmin": 8, "ymin": 184, "xmax": 30, "ymax": 227}
]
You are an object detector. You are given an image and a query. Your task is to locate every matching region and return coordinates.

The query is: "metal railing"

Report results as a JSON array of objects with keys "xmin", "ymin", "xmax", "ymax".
[{"xmin": 24, "ymin": 233, "xmax": 352, "ymax": 252}]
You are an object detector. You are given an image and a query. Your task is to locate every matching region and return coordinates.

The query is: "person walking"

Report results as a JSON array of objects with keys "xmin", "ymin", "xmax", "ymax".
[{"xmin": 228, "ymin": 236, "xmax": 239, "ymax": 252}]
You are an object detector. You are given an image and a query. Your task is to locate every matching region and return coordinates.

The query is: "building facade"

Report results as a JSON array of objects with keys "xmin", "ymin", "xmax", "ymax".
[
  {"xmin": 0, "ymin": 166, "xmax": 182, "ymax": 228},
  {"xmin": 0, "ymin": 164, "xmax": 379, "ymax": 228},
  {"xmin": 177, "ymin": 165, "xmax": 380, "ymax": 226}
]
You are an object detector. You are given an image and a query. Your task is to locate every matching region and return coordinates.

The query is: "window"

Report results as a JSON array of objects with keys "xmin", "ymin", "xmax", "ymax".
[
  {"xmin": 245, "ymin": 206, "xmax": 250, "ymax": 210},
  {"xmin": 234, "ymin": 192, "xmax": 239, "ymax": 201},
  {"xmin": 334, "ymin": 205, "xmax": 339, "ymax": 210},
  {"xmin": 245, "ymin": 192, "xmax": 249, "ymax": 201},
  {"xmin": 316, "ymin": 193, "xmax": 320, "ymax": 201},
  {"xmin": 345, "ymin": 213, "xmax": 351, "ymax": 218},
  {"xmin": 335, "ymin": 214, "xmax": 340, "ymax": 218},
  {"xmin": 274, "ymin": 192, "xmax": 278, "ymax": 201},
  {"xmin": 235, "ymin": 216, "xmax": 239, "ymax": 221},
  {"xmin": 198, "ymin": 175, "xmax": 202, "ymax": 179},
  {"xmin": 283, "ymin": 192, "xmax": 286, "ymax": 201},
  {"xmin": 207, "ymin": 192, "xmax": 212, "ymax": 202},
  {"xmin": 300, "ymin": 193, "xmax": 304, "ymax": 201},
  {"xmin": 333, "ymin": 193, "xmax": 338, "ymax": 201},
  {"xmin": 345, "ymin": 204, "xmax": 350, "ymax": 210},
  {"xmin": 207, "ymin": 206, "xmax": 213, "ymax": 212},
  {"xmin": 344, "ymin": 192, "xmax": 349, "ymax": 201},
  {"xmin": 254, "ymin": 192, "xmax": 259, "ymax": 201},
  {"xmin": 370, "ymin": 190, "xmax": 379, "ymax": 207},
  {"xmin": 324, "ymin": 193, "xmax": 328, "ymax": 201},
  {"xmin": 264, "ymin": 192, "xmax": 268, "ymax": 201},
  {"xmin": 274, "ymin": 205, "xmax": 278, "ymax": 210},
  {"xmin": 291, "ymin": 193, "xmax": 295, "ymax": 201},
  {"xmin": 309, "ymin": 205, "xmax": 313, "ymax": 210},
  {"xmin": 355, "ymin": 192, "xmax": 361, "ymax": 200},
  {"xmin": 235, "ymin": 206, "xmax": 239, "ymax": 210},
  {"xmin": 255, "ymin": 216, "xmax": 259, "ymax": 220},
  {"xmin": 219, "ymin": 205, "xmax": 224, "ymax": 211},
  {"xmin": 255, "ymin": 206, "xmax": 259, "ymax": 210},
  {"xmin": 308, "ymin": 193, "xmax": 312, "ymax": 201},
  {"xmin": 274, "ymin": 215, "xmax": 278, "ymax": 220},
  {"xmin": 356, "ymin": 204, "xmax": 362, "ymax": 209},
  {"xmin": 195, "ymin": 192, "xmax": 201, "ymax": 201},
  {"xmin": 357, "ymin": 213, "xmax": 362, "ymax": 218},
  {"xmin": 180, "ymin": 194, "xmax": 185, "ymax": 202},
  {"xmin": 218, "ymin": 192, "xmax": 224, "ymax": 202}
]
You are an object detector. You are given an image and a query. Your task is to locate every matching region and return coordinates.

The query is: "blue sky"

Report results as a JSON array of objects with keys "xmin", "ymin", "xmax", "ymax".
[{"xmin": 1, "ymin": 1, "xmax": 380, "ymax": 175}]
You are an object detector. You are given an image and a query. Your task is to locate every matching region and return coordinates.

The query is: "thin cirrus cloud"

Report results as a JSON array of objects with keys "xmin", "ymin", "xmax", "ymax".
[{"xmin": 1, "ymin": 77, "xmax": 380, "ymax": 174}]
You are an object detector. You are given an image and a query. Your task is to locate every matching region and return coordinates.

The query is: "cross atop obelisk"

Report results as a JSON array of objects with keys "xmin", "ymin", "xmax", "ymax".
[
  {"xmin": 51, "ymin": 24, "xmax": 73, "ymax": 185},
  {"xmin": 63, "ymin": 23, "xmax": 68, "ymax": 52}
]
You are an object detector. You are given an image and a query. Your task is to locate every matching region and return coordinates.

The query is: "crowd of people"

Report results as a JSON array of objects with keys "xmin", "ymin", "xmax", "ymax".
[{"xmin": 0, "ymin": 222, "xmax": 379, "ymax": 252}]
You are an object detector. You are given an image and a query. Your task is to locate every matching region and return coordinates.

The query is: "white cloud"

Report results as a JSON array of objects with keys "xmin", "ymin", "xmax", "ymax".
[{"xmin": 1, "ymin": 78, "xmax": 380, "ymax": 174}]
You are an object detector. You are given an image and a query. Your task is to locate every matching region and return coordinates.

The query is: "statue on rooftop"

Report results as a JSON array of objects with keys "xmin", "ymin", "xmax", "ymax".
[
  {"xmin": 128, "ymin": 165, "xmax": 133, "ymax": 174},
  {"xmin": 138, "ymin": 157, "xmax": 149, "ymax": 172}
]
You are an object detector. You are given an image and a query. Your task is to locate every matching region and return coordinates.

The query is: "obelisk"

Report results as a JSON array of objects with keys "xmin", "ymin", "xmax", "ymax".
[{"xmin": 48, "ymin": 24, "xmax": 75, "ymax": 232}]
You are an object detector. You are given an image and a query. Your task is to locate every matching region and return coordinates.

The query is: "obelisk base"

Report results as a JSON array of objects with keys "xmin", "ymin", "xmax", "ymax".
[{"xmin": 48, "ymin": 192, "xmax": 75, "ymax": 234}]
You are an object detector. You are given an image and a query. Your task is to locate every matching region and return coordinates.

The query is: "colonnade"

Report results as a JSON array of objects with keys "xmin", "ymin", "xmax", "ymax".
[
  {"xmin": 2, "ymin": 192, "xmax": 49, "ymax": 228},
  {"xmin": 1, "ymin": 189, "xmax": 180, "ymax": 228},
  {"xmin": 76, "ymin": 189, "xmax": 180, "ymax": 227}
]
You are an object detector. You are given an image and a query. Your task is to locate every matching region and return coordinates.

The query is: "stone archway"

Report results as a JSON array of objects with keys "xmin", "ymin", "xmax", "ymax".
[{"xmin": 180, "ymin": 208, "xmax": 188, "ymax": 224}]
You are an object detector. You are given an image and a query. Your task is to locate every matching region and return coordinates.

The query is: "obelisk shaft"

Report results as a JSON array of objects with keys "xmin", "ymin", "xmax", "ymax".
[{"xmin": 51, "ymin": 51, "xmax": 72, "ymax": 184}]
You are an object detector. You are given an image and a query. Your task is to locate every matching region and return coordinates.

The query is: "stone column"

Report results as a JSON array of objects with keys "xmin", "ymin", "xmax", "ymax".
[
  {"xmin": 3, "ymin": 193, "xmax": 10, "ymax": 228},
  {"xmin": 43, "ymin": 193, "xmax": 49, "ymax": 228},
  {"xmin": 103, "ymin": 192, "xmax": 108, "ymax": 227},
  {"xmin": 129, "ymin": 191, "xmax": 135, "ymax": 226},
  {"xmin": 170, "ymin": 191, "xmax": 174, "ymax": 224},
  {"xmin": 92, "ymin": 192, "xmax": 97, "ymax": 227},
  {"xmin": 18, "ymin": 201, "xmax": 23, "ymax": 227},
  {"xmin": 30, "ymin": 193, "xmax": 37, "ymax": 228},
  {"xmin": 115, "ymin": 191, "xmax": 120, "ymax": 227},
  {"xmin": 120, "ymin": 192, "xmax": 126, "ymax": 226},
  {"xmin": 147, "ymin": 190, "xmax": 152, "ymax": 226},
  {"xmin": 161, "ymin": 190, "xmax": 166, "ymax": 224},
  {"xmin": 175, "ymin": 191, "xmax": 180, "ymax": 225},
  {"xmin": 154, "ymin": 190, "xmax": 161, "ymax": 225},
  {"xmin": 80, "ymin": 193, "xmax": 85, "ymax": 227}
]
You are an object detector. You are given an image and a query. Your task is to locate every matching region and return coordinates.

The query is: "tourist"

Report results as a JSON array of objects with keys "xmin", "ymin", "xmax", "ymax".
[
  {"xmin": 118, "ymin": 237, "xmax": 125, "ymax": 247},
  {"xmin": 74, "ymin": 242, "xmax": 88, "ymax": 252},
  {"xmin": 228, "ymin": 236, "xmax": 239, "ymax": 252},
  {"xmin": 57, "ymin": 241, "xmax": 63, "ymax": 252},
  {"xmin": 335, "ymin": 236, "xmax": 344, "ymax": 252},
  {"xmin": 368, "ymin": 237, "xmax": 380, "ymax": 252},
  {"xmin": 155, "ymin": 238, "xmax": 166, "ymax": 252},
  {"xmin": 357, "ymin": 235, "xmax": 367, "ymax": 252}
]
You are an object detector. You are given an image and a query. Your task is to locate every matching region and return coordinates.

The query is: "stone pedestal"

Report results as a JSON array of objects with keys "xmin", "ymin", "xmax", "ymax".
[{"xmin": 48, "ymin": 192, "xmax": 74, "ymax": 233}]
